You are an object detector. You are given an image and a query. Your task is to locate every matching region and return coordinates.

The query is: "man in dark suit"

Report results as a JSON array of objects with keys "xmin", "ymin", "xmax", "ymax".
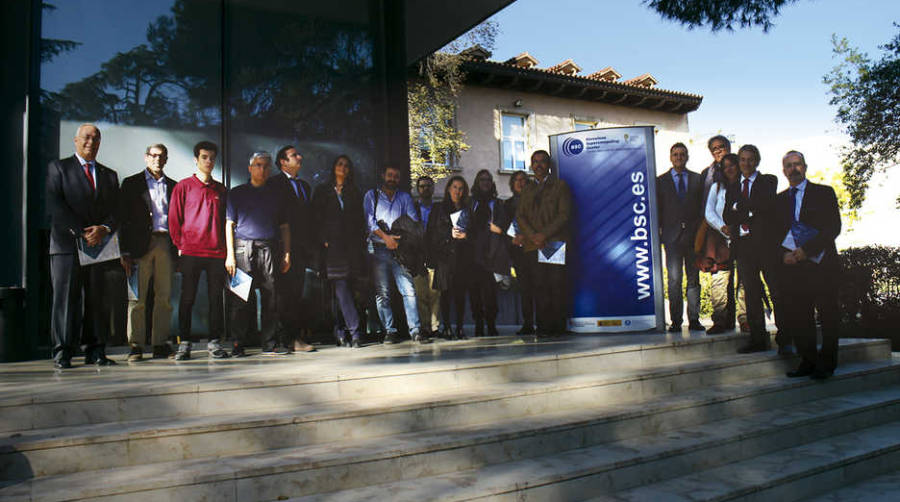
[
  {"xmin": 777, "ymin": 151, "xmax": 842, "ymax": 380},
  {"xmin": 656, "ymin": 143, "xmax": 705, "ymax": 333},
  {"xmin": 271, "ymin": 145, "xmax": 316, "ymax": 352},
  {"xmin": 46, "ymin": 123, "xmax": 120, "ymax": 368},
  {"xmin": 119, "ymin": 143, "xmax": 177, "ymax": 361},
  {"xmin": 723, "ymin": 144, "xmax": 784, "ymax": 353}
]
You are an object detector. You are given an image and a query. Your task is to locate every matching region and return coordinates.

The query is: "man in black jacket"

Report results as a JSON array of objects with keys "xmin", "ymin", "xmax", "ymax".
[
  {"xmin": 46, "ymin": 124, "xmax": 120, "ymax": 368},
  {"xmin": 270, "ymin": 145, "xmax": 316, "ymax": 352},
  {"xmin": 777, "ymin": 151, "xmax": 842, "ymax": 379},
  {"xmin": 724, "ymin": 144, "xmax": 783, "ymax": 353},
  {"xmin": 657, "ymin": 143, "xmax": 705, "ymax": 333},
  {"xmin": 119, "ymin": 143, "xmax": 177, "ymax": 361}
]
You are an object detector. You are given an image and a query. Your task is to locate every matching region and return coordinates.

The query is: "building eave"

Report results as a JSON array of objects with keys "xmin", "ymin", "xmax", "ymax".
[{"xmin": 459, "ymin": 59, "xmax": 702, "ymax": 113}]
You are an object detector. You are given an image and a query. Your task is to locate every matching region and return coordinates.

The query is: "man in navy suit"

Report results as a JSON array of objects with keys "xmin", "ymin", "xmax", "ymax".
[
  {"xmin": 119, "ymin": 143, "xmax": 178, "ymax": 361},
  {"xmin": 46, "ymin": 124, "xmax": 120, "ymax": 368},
  {"xmin": 656, "ymin": 143, "xmax": 705, "ymax": 333},
  {"xmin": 777, "ymin": 151, "xmax": 842, "ymax": 380},
  {"xmin": 724, "ymin": 144, "xmax": 784, "ymax": 354}
]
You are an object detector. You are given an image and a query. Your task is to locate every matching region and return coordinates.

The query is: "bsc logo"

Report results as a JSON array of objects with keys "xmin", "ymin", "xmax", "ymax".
[{"xmin": 562, "ymin": 138, "xmax": 584, "ymax": 156}]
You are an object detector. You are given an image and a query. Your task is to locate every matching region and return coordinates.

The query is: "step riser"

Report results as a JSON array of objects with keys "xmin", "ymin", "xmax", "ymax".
[
  {"xmin": 2, "ymin": 335, "xmax": 838, "ymax": 433},
  {"xmin": 443, "ymin": 402, "xmax": 900, "ymax": 502},
  {"xmin": 4, "ymin": 345, "xmax": 890, "ymax": 480},
  {"xmin": 9, "ymin": 367, "xmax": 900, "ymax": 501}
]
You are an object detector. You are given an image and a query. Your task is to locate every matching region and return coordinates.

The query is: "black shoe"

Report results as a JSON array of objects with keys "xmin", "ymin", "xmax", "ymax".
[
  {"xmin": 90, "ymin": 356, "xmax": 117, "ymax": 366},
  {"xmin": 487, "ymin": 322, "xmax": 499, "ymax": 337},
  {"xmin": 737, "ymin": 340, "xmax": 769, "ymax": 354},
  {"xmin": 411, "ymin": 332, "xmax": 432, "ymax": 344},
  {"xmin": 517, "ymin": 325, "xmax": 535, "ymax": 335},
  {"xmin": 54, "ymin": 359, "xmax": 72, "ymax": 369},
  {"xmin": 777, "ymin": 345, "xmax": 795, "ymax": 356},
  {"xmin": 667, "ymin": 324, "xmax": 682, "ymax": 333},
  {"xmin": 231, "ymin": 345, "xmax": 248, "ymax": 357},
  {"xmin": 260, "ymin": 346, "xmax": 289, "ymax": 356},
  {"xmin": 706, "ymin": 324, "xmax": 729, "ymax": 335},
  {"xmin": 474, "ymin": 321, "xmax": 484, "ymax": 338},
  {"xmin": 152, "ymin": 344, "xmax": 174, "ymax": 359},
  {"xmin": 127, "ymin": 346, "xmax": 143, "ymax": 362},
  {"xmin": 811, "ymin": 367, "xmax": 834, "ymax": 380},
  {"xmin": 688, "ymin": 322, "xmax": 706, "ymax": 332},
  {"xmin": 455, "ymin": 327, "xmax": 468, "ymax": 340},
  {"xmin": 383, "ymin": 333, "xmax": 400, "ymax": 345},
  {"xmin": 787, "ymin": 363, "xmax": 815, "ymax": 378}
]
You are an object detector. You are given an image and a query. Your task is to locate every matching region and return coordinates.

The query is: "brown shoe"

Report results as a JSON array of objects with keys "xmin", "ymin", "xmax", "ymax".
[
  {"xmin": 127, "ymin": 346, "xmax": 143, "ymax": 362},
  {"xmin": 293, "ymin": 340, "xmax": 317, "ymax": 352}
]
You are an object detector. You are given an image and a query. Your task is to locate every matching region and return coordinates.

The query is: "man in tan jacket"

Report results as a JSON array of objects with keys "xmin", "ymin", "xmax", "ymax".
[{"xmin": 515, "ymin": 150, "xmax": 573, "ymax": 335}]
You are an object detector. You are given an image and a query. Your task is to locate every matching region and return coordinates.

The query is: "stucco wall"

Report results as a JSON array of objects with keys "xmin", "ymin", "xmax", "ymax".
[{"xmin": 430, "ymin": 85, "xmax": 694, "ymax": 198}]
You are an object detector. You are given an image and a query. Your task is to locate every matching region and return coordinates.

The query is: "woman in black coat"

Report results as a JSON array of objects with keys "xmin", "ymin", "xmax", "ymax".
[
  {"xmin": 468, "ymin": 169, "xmax": 511, "ymax": 336},
  {"xmin": 426, "ymin": 175, "xmax": 471, "ymax": 340},
  {"xmin": 312, "ymin": 155, "xmax": 367, "ymax": 347},
  {"xmin": 504, "ymin": 170, "xmax": 536, "ymax": 335}
]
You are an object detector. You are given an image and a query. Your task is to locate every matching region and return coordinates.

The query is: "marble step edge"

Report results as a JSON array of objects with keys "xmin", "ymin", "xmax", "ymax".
[
  {"xmin": 13, "ymin": 370, "xmax": 900, "ymax": 502},
  {"xmin": 4, "ymin": 343, "xmax": 888, "ymax": 449},
  {"xmin": 600, "ymin": 419, "xmax": 900, "ymax": 502},
  {"xmin": 0, "ymin": 332, "xmax": 785, "ymax": 407},
  {"xmin": 5, "ymin": 361, "xmax": 900, "ymax": 500},
  {"xmin": 281, "ymin": 394, "xmax": 900, "ymax": 502},
  {"xmin": 800, "ymin": 468, "xmax": 900, "ymax": 502}
]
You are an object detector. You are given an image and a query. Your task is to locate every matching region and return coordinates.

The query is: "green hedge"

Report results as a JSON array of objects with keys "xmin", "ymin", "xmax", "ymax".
[{"xmin": 839, "ymin": 245, "xmax": 900, "ymax": 342}]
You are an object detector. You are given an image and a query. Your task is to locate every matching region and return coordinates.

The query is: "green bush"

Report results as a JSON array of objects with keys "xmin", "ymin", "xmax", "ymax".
[{"xmin": 839, "ymin": 246, "xmax": 900, "ymax": 342}]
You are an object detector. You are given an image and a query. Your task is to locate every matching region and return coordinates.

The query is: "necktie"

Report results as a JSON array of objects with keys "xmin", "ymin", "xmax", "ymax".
[
  {"xmin": 83, "ymin": 163, "xmax": 95, "ymax": 192},
  {"xmin": 678, "ymin": 173, "xmax": 686, "ymax": 199},
  {"xmin": 741, "ymin": 178, "xmax": 750, "ymax": 233},
  {"xmin": 789, "ymin": 187, "xmax": 798, "ymax": 222},
  {"xmin": 289, "ymin": 178, "xmax": 300, "ymax": 199}
]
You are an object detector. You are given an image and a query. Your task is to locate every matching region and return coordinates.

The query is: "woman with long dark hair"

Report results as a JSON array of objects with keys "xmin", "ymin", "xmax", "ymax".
[
  {"xmin": 468, "ymin": 169, "xmax": 510, "ymax": 336},
  {"xmin": 504, "ymin": 170, "xmax": 536, "ymax": 334},
  {"xmin": 425, "ymin": 175, "xmax": 471, "ymax": 339},
  {"xmin": 312, "ymin": 155, "xmax": 367, "ymax": 347}
]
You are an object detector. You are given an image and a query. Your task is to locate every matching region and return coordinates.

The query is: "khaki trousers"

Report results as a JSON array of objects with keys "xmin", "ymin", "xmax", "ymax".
[
  {"xmin": 414, "ymin": 268, "xmax": 441, "ymax": 333},
  {"xmin": 708, "ymin": 268, "xmax": 747, "ymax": 327},
  {"xmin": 127, "ymin": 234, "xmax": 173, "ymax": 346}
]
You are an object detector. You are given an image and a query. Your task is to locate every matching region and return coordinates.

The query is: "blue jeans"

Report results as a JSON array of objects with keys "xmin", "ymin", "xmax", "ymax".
[{"xmin": 371, "ymin": 246, "xmax": 420, "ymax": 335}]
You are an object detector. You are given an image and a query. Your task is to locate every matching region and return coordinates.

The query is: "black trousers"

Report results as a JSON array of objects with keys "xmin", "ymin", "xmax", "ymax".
[
  {"xmin": 511, "ymin": 247, "xmax": 536, "ymax": 328},
  {"xmin": 276, "ymin": 258, "xmax": 308, "ymax": 343},
  {"xmin": 468, "ymin": 264, "xmax": 498, "ymax": 326},
  {"xmin": 734, "ymin": 237, "xmax": 785, "ymax": 346},
  {"xmin": 178, "ymin": 255, "xmax": 225, "ymax": 342},
  {"xmin": 780, "ymin": 260, "xmax": 840, "ymax": 371},
  {"xmin": 441, "ymin": 263, "xmax": 469, "ymax": 330},
  {"xmin": 230, "ymin": 239, "xmax": 278, "ymax": 350},
  {"xmin": 50, "ymin": 254, "xmax": 114, "ymax": 362},
  {"xmin": 529, "ymin": 251, "xmax": 568, "ymax": 333}
]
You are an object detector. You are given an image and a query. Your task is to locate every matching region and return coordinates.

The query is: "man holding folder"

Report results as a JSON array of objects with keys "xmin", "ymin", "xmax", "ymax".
[{"xmin": 777, "ymin": 151, "xmax": 842, "ymax": 380}]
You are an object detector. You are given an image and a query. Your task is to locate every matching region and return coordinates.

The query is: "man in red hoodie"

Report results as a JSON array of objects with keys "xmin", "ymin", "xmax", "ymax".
[{"xmin": 168, "ymin": 141, "xmax": 229, "ymax": 360}]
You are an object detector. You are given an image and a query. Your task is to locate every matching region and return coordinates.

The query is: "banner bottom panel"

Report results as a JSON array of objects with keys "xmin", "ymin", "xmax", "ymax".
[{"xmin": 568, "ymin": 315, "xmax": 657, "ymax": 333}]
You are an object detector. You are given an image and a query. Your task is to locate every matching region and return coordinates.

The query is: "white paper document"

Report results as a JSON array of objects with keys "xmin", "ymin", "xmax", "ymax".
[
  {"xmin": 126, "ymin": 264, "xmax": 139, "ymax": 301},
  {"xmin": 450, "ymin": 210, "xmax": 462, "ymax": 228},
  {"xmin": 538, "ymin": 241, "xmax": 566, "ymax": 265},
  {"xmin": 506, "ymin": 218, "xmax": 518, "ymax": 238},
  {"xmin": 77, "ymin": 231, "xmax": 121, "ymax": 265},
  {"xmin": 227, "ymin": 268, "xmax": 253, "ymax": 302}
]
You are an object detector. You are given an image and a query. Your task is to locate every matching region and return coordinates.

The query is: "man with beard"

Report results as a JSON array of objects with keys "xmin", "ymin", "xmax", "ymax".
[{"xmin": 364, "ymin": 165, "xmax": 427, "ymax": 344}]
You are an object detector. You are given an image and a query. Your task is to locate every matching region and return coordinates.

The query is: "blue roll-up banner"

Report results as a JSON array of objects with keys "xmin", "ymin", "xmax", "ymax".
[{"xmin": 550, "ymin": 126, "xmax": 665, "ymax": 332}]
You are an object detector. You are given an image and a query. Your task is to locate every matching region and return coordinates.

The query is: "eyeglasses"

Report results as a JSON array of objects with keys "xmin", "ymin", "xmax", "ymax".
[{"xmin": 146, "ymin": 153, "xmax": 166, "ymax": 159}]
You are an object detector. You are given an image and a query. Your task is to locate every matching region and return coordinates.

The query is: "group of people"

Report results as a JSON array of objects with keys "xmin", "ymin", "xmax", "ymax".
[
  {"xmin": 659, "ymin": 136, "xmax": 842, "ymax": 380},
  {"xmin": 47, "ymin": 124, "xmax": 572, "ymax": 369}
]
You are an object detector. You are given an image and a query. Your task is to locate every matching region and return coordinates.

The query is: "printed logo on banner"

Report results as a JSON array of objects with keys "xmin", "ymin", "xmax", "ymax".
[{"xmin": 562, "ymin": 137, "xmax": 584, "ymax": 156}]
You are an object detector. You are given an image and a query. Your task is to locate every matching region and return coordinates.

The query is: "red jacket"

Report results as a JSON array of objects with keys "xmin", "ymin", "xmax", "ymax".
[{"xmin": 168, "ymin": 175, "xmax": 227, "ymax": 259}]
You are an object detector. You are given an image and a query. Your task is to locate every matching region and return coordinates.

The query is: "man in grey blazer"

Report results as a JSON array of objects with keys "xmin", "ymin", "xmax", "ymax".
[
  {"xmin": 656, "ymin": 143, "xmax": 705, "ymax": 332},
  {"xmin": 46, "ymin": 124, "xmax": 120, "ymax": 368}
]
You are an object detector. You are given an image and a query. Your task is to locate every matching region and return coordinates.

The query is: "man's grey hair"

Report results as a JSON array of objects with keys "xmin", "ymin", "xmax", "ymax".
[
  {"xmin": 145, "ymin": 143, "xmax": 168, "ymax": 156},
  {"xmin": 782, "ymin": 150, "xmax": 806, "ymax": 165},
  {"xmin": 248, "ymin": 151, "xmax": 272, "ymax": 165}
]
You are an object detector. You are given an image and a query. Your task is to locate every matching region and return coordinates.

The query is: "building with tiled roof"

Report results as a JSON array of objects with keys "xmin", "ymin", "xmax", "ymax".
[{"xmin": 423, "ymin": 47, "xmax": 703, "ymax": 197}]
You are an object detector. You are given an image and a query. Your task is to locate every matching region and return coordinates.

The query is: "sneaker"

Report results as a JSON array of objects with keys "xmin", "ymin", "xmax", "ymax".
[
  {"xmin": 127, "ymin": 345, "xmax": 143, "ymax": 362},
  {"xmin": 207, "ymin": 340, "xmax": 231, "ymax": 359},
  {"xmin": 174, "ymin": 341, "xmax": 191, "ymax": 361},
  {"xmin": 231, "ymin": 345, "xmax": 248, "ymax": 358},
  {"xmin": 261, "ymin": 346, "xmax": 290, "ymax": 356}
]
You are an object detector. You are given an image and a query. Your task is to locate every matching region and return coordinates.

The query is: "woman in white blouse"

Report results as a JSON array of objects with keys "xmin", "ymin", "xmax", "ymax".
[{"xmin": 703, "ymin": 153, "xmax": 746, "ymax": 334}]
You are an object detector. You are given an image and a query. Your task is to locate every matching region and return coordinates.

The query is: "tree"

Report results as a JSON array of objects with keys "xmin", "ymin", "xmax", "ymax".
[
  {"xmin": 407, "ymin": 21, "xmax": 499, "ymax": 181},
  {"xmin": 644, "ymin": 0, "xmax": 800, "ymax": 32},
  {"xmin": 824, "ymin": 27, "xmax": 900, "ymax": 211}
]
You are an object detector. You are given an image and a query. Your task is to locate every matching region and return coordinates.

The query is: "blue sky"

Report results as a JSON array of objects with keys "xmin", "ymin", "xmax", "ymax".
[{"xmin": 486, "ymin": 0, "xmax": 898, "ymax": 146}]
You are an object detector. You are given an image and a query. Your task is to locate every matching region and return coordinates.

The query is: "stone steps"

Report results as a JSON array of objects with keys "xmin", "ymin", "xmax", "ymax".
[
  {"xmin": 1, "ymin": 333, "xmax": 758, "ymax": 433},
  {"xmin": 0, "ymin": 346, "xmax": 896, "ymax": 501},
  {"xmin": 802, "ymin": 469, "xmax": 900, "ymax": 501},
  {"xmin": 0, "ymin": 339, "xmax": 887, "ymax": 480}
]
